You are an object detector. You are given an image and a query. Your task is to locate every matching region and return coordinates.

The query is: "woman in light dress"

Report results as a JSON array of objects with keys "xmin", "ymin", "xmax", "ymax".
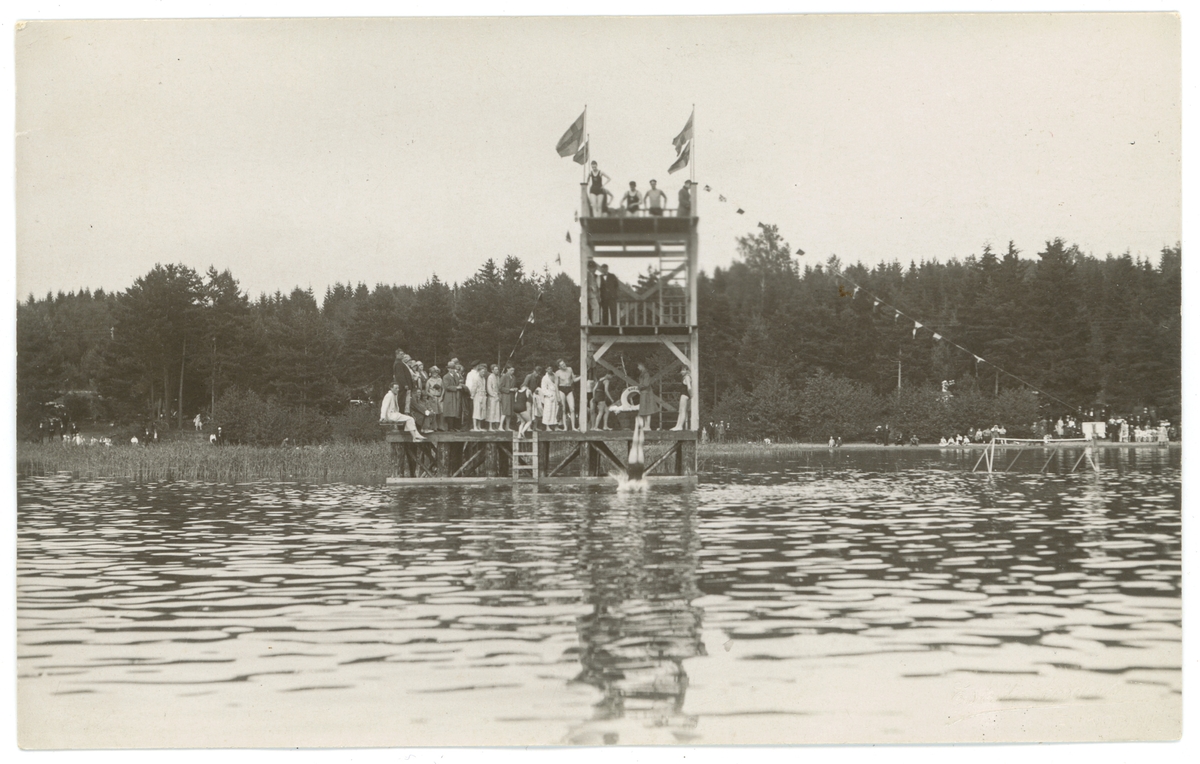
[
  {"xmin": 540, "ymin": 366, "xmax": 561, "ymax": 430},
  {"xmin": 486, "ymin": 364, "xmax": 502, "ymax": 431}
]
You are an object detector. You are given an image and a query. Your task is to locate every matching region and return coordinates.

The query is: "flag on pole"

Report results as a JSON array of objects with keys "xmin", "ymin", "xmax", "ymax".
[
  {"xmin": 556, "ymin": 109, "xmax": 586, "ymax": 157},
  {"xmin": 668, "ymin": 139, "xmax": 691, "ymax": 174},
  {"xmin": 572, "ymin": 138, "xmax": 589, "ymax": 165},
  {"xmin": 852, "ymin": 286, "xmax": 861, "ymax": 299},
  {"xmin": 933, "ymin": 332, "xmax": 943, "ymax": 341},
  {"xmin": 672, "ymin": 110, "xmax": 694, "ymax": 154}
]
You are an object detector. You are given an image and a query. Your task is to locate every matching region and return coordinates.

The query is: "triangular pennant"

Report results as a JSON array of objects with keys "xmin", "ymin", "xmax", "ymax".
[
  {"xmin": 566, "ymin": 231, "xmax": 572, "ymax": 243},
  {"xmin": 912, "ymin": 321, "xmax": 923, "ymax": 339},
  {"xmin": 704, "ymin": 184, "xmax": 712, "ymax": 192},
  {"xmin": 894, "ymin": 310, "xmax": 901, "ymax": 322},
  {"xmin": 852, "ymin": 286, "xmax": 861, "ymax": 299},
  {"xmin": 527, "ymin": 312, "xmax": 536, "ymax": 325},
  {"xmin": 736, "ymin": 208, "xmax": 745, "ymax": 214},
  {"xmin": 873, "ymin": 298, "xmax": 880, "ymax": 309},
  {"xmin": 718, "ymin": 194, "xmax": 726, "ymax": 202},
  {"xmin": 974, "ymin": 355, "xmax": 984, "ymax": 364}
]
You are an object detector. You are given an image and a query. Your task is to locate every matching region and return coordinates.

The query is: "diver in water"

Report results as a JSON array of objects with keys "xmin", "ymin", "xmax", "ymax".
[{"xmin": 625, "ymin": 415, "xmax": 646, "ymax": 482}]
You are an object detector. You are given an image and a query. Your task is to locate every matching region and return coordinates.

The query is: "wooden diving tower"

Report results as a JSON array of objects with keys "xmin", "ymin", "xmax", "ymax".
[{"xmin": 383, "ymin": 178, "xmax": 700, "ymax": 486}]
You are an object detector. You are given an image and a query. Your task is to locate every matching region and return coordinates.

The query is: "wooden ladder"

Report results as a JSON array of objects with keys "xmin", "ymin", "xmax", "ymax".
[{"xmin": 512, "ymin": 431, "xmax": 539, "ymax": 482}]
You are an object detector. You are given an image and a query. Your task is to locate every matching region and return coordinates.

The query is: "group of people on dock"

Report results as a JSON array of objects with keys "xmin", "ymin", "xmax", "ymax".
[
  {"xmin": 586, "ymin": 161, "xmax": 692, "ymax": 218},
  {"xmin": 380, "ymin": 348, "xmax": 693, "ymax": 437}
]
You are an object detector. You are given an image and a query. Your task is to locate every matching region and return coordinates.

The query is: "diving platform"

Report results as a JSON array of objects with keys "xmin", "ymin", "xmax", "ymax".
[{"xmin": 384, "ymin": 428, "xmax": 698, "ymax": 486}]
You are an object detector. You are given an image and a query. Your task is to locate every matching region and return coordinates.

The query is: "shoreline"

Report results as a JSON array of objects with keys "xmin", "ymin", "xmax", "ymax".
[
  {"xmin": 16, "ymin": 438, "xmax": 1180, "ymax": 484},
  {"xmin": 698, "ymin": 439, "xmax": 1180, "ymax": 455}
]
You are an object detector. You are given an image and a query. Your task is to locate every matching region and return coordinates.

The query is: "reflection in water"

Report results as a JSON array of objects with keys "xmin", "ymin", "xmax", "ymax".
[
  {"xmin": 568, "ymin": 496, "xmax": 705, "ymax": 744},
  {"xmin": 16, "ymin": 447, "xmax": 1181, "ymax": 747}
]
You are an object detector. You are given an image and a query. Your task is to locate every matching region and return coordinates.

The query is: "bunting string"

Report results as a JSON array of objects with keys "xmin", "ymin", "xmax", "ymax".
[
  {"xmin": 503, "ymin": 290, "xmax": 545, "ymax": 367},
  {"xmin": 831, "ymin": 269, "xmax": 1083, "ymax": 415}
]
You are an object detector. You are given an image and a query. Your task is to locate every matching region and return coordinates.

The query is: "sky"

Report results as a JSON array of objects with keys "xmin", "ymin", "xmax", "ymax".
[{"xmin": 14, "ymin": 13, "xmax": 1181, "ymax": 301}]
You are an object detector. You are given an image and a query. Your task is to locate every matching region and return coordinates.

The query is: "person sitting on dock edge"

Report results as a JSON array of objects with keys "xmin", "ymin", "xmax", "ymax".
[{"xmin": 380, "ymin": 383, "xmax": 427, "ymax": 441}]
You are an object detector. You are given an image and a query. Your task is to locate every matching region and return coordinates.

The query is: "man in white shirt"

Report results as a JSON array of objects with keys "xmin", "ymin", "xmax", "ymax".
[{"xmin": 380, "ymin": 383, "xmax": 427, "ymax": 441}]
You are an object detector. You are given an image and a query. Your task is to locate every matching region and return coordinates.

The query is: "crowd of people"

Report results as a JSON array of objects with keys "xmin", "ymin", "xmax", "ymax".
[{"xmin": 380, "ymin": 349, "xmax": 694, "ymax": 438}]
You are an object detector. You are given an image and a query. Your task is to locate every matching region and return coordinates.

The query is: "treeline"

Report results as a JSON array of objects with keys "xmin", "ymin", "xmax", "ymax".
[
  {"xmin": 701, "ymin": 227, "xmax": 1179, "ymax": 438},
  {"xmin": 16, "ymin": 227, "xmax": 1180, "ymax": 443}
]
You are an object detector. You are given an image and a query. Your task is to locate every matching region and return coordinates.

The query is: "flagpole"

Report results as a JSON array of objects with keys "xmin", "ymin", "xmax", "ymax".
[{"xmin": 690, "ymin": 104, "xmax": 696, "ymax": 185}]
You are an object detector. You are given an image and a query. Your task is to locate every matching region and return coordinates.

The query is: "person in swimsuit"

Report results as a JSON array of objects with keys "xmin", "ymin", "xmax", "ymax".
[
  {"xmin": 625, "ymin": 416, "xmax": 646, "ymax": 481},
  {"xmin": 621, "ymin": 181, "xmax": 642, "ymax": 215},
  {"xmin": 587, "ymin": 161, "xmax": 611, "ymax": 216}
]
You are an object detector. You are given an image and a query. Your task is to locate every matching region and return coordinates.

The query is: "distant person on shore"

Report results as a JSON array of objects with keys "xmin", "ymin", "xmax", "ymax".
[
  {"xmin": 380, "ymin": 383, "xmax": 427, "ymax": 441},
  {"xmin": 587, "ymin": 160, "xmax": 611, "ymax": 216},
  {"xmin": 677, "ymin": 180, "xmax": 692, "ymax": 218},
  {"xmin": 193, "ymin": 413, "xmax": 203, "ymax": 431},
  {"xmin": 644, "ymin": 179, "xmax": 667, "ymax": 217},
  {"xmin": 621, "ymin": 181, "xmax": 642, "ymax": 214}
]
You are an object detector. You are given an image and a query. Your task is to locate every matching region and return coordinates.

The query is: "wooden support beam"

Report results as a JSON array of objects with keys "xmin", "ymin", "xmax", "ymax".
[
  {"xmin": 547, "ymin": 444, "xmax": 582, "ymax": 477},
  {"xmin": 591, "ymin": 440, "xmax": 626, "ymax": 471},
  {"xmin": 643, "ymin": 442, "xmax": 678, "ymax": 476},
  {"xmin": 485, "ymin": 443, "xmax": 499, "ymax": 477},
  {"xmin": 450, "ymin": 446, "xmax": 485, "ymax": 478}
]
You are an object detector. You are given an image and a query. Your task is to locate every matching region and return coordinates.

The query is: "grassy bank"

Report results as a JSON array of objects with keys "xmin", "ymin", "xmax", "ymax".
[
  {"xmin": 17, "ymin": 441, "xmax": 393, "ymax": 483},
  {"xmin": 17, "ymin": 438, "xmax": 1180, "ymax": 484}
]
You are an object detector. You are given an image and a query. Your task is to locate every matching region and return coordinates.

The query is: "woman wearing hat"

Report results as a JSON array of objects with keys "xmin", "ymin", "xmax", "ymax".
[
  {"xmin": 441, "ymin": 360, "xmax": 463, "ymax": 431},
  {"xmin": 425, "ymin": 366, "xmax": 445, "ymax": 431}
]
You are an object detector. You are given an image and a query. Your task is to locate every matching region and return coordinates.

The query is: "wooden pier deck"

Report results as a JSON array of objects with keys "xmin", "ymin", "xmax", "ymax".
[{"xmin": 383, "ymin": 428, "xmax": 698, "ymax": 487}]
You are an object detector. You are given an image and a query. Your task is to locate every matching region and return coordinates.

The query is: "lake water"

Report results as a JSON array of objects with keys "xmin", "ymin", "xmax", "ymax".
[{"xmin": 17, "ymin": 447, "xmax": 1181, "ymax": 747}]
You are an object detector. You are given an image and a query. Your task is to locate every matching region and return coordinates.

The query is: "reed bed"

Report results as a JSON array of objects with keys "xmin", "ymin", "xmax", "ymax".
[{"xmin": 16, "ymin": 441, "xmax": 393, "ymax": 483}]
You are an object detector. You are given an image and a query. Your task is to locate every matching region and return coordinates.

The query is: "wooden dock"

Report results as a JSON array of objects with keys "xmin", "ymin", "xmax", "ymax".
[{"xmin": 383, "ymin": 428, "xmax": 698, "ymax": 487}]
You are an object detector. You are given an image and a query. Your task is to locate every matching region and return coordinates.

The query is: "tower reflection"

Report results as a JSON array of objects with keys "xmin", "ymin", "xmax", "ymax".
[{"xmin": 566, "ymin": 493, "xmax": 705, "ymax": 745}]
